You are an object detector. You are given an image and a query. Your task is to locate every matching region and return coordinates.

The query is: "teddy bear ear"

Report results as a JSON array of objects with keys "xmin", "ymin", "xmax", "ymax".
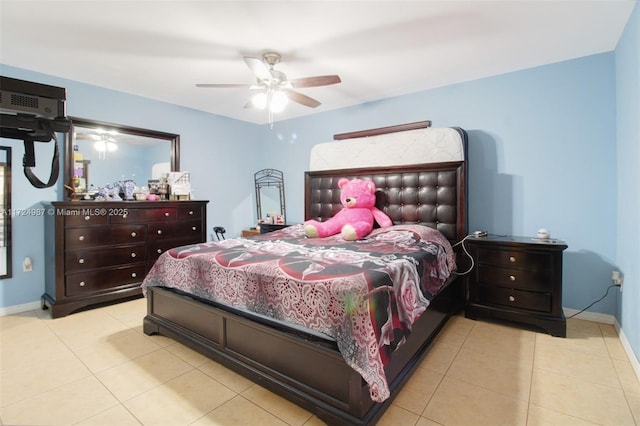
[
  {"xmin": 338, "ymin": 178, "xmax": 350, "ymax": 189},
  {"xmin": 366, "ymin": 180, "xmax": 376, "ymax": 193}
]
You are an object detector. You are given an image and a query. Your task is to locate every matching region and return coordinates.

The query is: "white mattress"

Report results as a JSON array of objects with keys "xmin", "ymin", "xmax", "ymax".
[{"xmin": 309, "ymin": 127, "xmax": 464, "ymax": 171}]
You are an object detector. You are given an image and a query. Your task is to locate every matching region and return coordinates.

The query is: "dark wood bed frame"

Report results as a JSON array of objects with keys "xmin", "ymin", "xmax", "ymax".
[{"xmin": 143, "ymin": 123, "xmax": 468, "ymax": 425}]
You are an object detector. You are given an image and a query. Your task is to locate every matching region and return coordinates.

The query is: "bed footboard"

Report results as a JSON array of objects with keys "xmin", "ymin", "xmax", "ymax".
[{"xmin": 143, "ymin": 278, "xmax": 462, "ymax": 425}]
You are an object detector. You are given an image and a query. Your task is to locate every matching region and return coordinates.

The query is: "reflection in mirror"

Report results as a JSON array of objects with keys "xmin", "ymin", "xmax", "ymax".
[
  {"xmin": 254, "ymin": 169, "xmax": 285, "ymax": 223},
  {"xmin": 65, "ymin": 117, "xmax": 179, "ymax": 199},
  {"xmin": 0, "ymin": 146, "xmax": 11, "ymax": 278}
]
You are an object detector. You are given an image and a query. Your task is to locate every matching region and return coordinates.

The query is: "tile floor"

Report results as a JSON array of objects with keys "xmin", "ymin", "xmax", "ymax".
[{"xmin": 1, "ymin": 297, "xmax": 638, "ymax": 425}]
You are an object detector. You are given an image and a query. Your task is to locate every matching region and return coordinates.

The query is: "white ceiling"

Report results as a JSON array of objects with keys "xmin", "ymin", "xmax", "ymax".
[{"xmin": 0, "ymin": 1, "xmax": 635, "ymax": 125}]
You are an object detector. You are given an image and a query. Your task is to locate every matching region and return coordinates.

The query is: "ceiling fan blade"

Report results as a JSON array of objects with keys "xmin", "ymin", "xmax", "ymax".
[
  {"xmin": 286, "ymin": 90, "xmax": 321, "ymax": 108},
  {"xmin": 289, "ymin": 75, "xmax": 341, "ymax": 88},
  {"xmin": 244, "ymin": 56, "xmax": 272, "ymax": 82},
  {"xmin": 195, "ymin": 83, "xmax": 252, "ymax": 88}
]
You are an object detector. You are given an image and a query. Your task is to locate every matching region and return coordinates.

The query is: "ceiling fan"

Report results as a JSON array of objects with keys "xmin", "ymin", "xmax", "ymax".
[{"xmin": 196, "ymin": 52, "xmax": 341, "ymax": 123}]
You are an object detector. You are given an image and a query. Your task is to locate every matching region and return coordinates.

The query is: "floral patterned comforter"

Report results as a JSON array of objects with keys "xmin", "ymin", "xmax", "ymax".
[{"xmin": 142, "ymin": 224, "xmax": 455, "ymax": 402}]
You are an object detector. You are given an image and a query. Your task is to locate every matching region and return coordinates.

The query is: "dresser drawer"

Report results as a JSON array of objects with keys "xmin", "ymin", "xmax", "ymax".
[
  {"xmin": 476, "ymin": 285, "xmax": 551, "ymax": 313},
  {"xmin": 109, "ymin": 207, "xmax": 176, "ymax": 223},
  {"xmin": 64, "ymin": 211, "xmax": 109, "ymax": 227},
  {"xmin": 66, "ymin": 225, "xmax": 146, "ymax": 248},
  {"xmin": 177, "ymin": 206, "xmax": 203, "ymax": 220},
  {"xmin": 147, "ymin": 219, "xmax": 203, "ymax": 241},
  {"xmin": 477, "ymin": 247, "xmax": 551, "ymax": 270},
  {"xmin": 66, "ymin": 245, "xmax": 146, "ymax": 272},
  {"xmin": 147, "ymin": 236, "xmax": 203, "ymax": 263},
  {"xmin": 65, "ymin": 265, "xmax": 146, "ymax": 297},
  {"xmin": 477, "ymin": 265, "xmax": 551, "ymax": 291}
]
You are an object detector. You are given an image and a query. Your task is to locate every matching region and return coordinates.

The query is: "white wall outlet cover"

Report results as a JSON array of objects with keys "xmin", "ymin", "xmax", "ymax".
[{"xmin": 22, "ymin": 257, "xmax": 33, "ymax": 272}]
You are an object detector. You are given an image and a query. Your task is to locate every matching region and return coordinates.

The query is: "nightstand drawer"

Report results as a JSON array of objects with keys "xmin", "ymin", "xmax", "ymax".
[
  {"xmin": 477, "ymin": 248, "xmax": 551, "ymax": 270},
  {"xmin": 477, "ymin": 265, "xmax": 551, "ymax": 291},
  {"xmin": 477, "ymin": 285, "xmax": 551, "ymax": 313}
]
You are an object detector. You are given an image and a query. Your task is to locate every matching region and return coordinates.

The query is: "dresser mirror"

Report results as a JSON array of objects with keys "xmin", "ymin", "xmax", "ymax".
[
  {"xmin": 64, "ymin": 117, "xmax": 179, "ymax": 199},
  {"xmin": 0, "ymin": 146, "xmax": 12, "ymax": 278},
  {"xmin": 254, "ymin": 169, "xmax": 285, "ymax": 222}
]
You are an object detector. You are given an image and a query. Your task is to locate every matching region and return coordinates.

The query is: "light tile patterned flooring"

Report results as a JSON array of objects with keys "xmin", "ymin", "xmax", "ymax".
[{"xmin": 1, "ymin": 297, "xmax": 638, "ymax": 425}]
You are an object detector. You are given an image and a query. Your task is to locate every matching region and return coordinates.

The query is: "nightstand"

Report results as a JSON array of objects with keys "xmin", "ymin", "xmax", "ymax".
[
  {"xmin": 259, "ymin": 223, "xmax": 291, "ymax": 234},
  {"xmin": 241, "ymin": 229, "xmax": 261, "ymax": 237},
  {"xmin": 465, "ymin": 235, "xmax": 568, "ymax": 337}
]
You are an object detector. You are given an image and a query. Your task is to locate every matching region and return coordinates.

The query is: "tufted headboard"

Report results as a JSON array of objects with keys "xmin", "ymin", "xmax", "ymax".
[{"xmin": 304, "ymin": 124, "xmax": 468, "ymax": 244}]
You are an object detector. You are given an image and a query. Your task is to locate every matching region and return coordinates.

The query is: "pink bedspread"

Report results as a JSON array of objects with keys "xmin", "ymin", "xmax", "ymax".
[{"xmin": 142, "ymin": 224, "xmax": 455, "ymax": 402}]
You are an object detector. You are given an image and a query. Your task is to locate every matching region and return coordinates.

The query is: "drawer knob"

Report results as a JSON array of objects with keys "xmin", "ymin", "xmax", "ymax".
[
  {"xmin": 509, "ymin": 275, "xmax": 516, "ymax": 281},
  {"xmin": 131, "ymin": 273, "xmax": 137, "ymax": 278},
  {"xmin": 122, "ymin": 214, "xmax": 127, "ymax": 219},
  {"xmin": 508, "ymin": 295, "xmax": 515, "ymax": 302},
  {"xmin": 157, "ymin": 230, "xmax": 162, "ymax": 235},
  {"xmin": 131, "ymin": 253, "xmax": 136, "ymax": 258},
  {"xmin": 84, "ymin": 216, "xmax": 90, "ymax": 221},
  {"xmin": 192, "ymin": 226, "xmax": 196, "ymax": 231},
  {"xmin": 79, "ymin": 281, "xmax": 86, "ymax": 287},
  {"xmin": 188, "ymin": 210, "xmax": 194, "ymax": 215},
  {"xmin": 157, "ymin": 248, "xmax": 162, "ymax": 254},
  {"xmin": 164, "ymin": 212, "xmax": 170, "ymax": 217},
  {"xmin": 131, "ymin": 232, "xmax": 137, "ymax": 237},
  {"xmin": 509, "ymin": 256, "xmax": 516, "ymax": 263},
  {"xmin": 78, "ymin": 235, "xmax": 85, "ymax": 241},
  {"xmin": 78, "ymin": 258, "xmax": 85, "ymax": 264}
]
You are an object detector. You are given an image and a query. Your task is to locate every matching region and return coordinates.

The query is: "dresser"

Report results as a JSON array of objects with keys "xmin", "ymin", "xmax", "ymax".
[
  {"xmin": 42, "ymin": 200, "xmax": 208, "ymax": 318},
  {"xmin": 464, "ymin": 235, "xmax": 568, "ymax": 337}
]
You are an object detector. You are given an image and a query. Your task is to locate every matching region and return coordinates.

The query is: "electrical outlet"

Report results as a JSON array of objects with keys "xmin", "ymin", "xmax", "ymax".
[
  {"xmin": 22, "ymin": 257, "xmax": 33, "ymax": 272},
  {"xmin": 612, "ymin": 270, "xmax": 623, "ymax": 291}
]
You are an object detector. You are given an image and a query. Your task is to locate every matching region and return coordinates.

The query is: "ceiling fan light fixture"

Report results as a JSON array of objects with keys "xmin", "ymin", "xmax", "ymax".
[
  {"xmin": 251, "ymin": 92, "xmax": 268, "ymax": 109},
  {"xmin": 270, "ymin": 91, "xmax": 288, "ymax": 113}
]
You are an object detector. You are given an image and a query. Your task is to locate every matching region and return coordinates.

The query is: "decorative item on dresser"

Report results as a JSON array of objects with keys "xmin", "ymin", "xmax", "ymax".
[
  {"xmin": 464, "ymin": 235, "xmax": 568, "ymax": 337},
  {"xmin": 42, "ymin": 200, "xmax": 208, "ymax": 318}
]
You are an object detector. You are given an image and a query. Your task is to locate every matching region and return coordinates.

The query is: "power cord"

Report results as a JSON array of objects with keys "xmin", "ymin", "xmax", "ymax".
[
  {"xmin": 567, "ymin": 284, "xmax": 620, "ymax": 319},
  {"xmin": 451, "ymin": 232, "xmax": 509, "ymax": 276},
  {"xmin": 452, "ymin": 235, "xmax": 475, "ymax": 276}
]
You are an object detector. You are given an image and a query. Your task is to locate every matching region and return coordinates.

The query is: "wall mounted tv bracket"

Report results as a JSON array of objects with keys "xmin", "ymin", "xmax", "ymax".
[{"xmin": 0, "ymin": 76, "xmax": 71, "ymax": 188}]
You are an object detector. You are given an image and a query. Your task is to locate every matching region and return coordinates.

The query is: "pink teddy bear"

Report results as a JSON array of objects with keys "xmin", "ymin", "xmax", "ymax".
[{"xmin": 304, "ymin": 178, "xmax": 393, "ymax": 241}]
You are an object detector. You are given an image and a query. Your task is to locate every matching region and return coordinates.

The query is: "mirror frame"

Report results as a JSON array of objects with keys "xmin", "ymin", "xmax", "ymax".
[
  {"xmin": 0, "ymin": 146, "xmax": 11, "ymax": 279},
  {"xmin": 64, "ymin": 117, "xmax": 180, "ymax": 200},
  {"xmin": 254, "ymin": 169, "xmax": 285, "ymax": 222}
]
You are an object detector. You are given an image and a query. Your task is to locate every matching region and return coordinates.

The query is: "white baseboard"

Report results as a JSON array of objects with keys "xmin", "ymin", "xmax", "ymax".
[
  {"xmin": 615, "ymin": 318, "xmax": 640, "ymax": 382},
  {"xmin": 563, "ymin": 307, "xmax": 616, "ymax": 324},
  {"xmin": 0, "ymin": 300, "xmax": 41, "ymax": 316}
]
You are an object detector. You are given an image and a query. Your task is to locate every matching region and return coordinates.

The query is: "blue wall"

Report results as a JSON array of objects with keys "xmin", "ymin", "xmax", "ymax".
[
  {"xmin": 615, "ymin": 2, "xmax": 639, "ymax": 366},
  {"xmin": 1, "ymin": 14, "xmax": 637, "ymax": 362},
  {"xmin": 265, "ymin": 53, "xmax": 620, "ymax": 320},
  {"xmin": 0, "ymin": 65, "xmax": 263, "ymax": 308}
]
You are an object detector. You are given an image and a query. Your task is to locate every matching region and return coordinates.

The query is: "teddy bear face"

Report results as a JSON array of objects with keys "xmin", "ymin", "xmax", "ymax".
[{"xmin": 338, "ymin": 178, "xmax": 377, "ymax": 209}]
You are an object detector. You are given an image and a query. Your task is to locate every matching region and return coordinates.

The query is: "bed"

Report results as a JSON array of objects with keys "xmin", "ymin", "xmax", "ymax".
[{"xmin": 142, "ymin": 121, "xmax": 468, "ymax": 425}]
